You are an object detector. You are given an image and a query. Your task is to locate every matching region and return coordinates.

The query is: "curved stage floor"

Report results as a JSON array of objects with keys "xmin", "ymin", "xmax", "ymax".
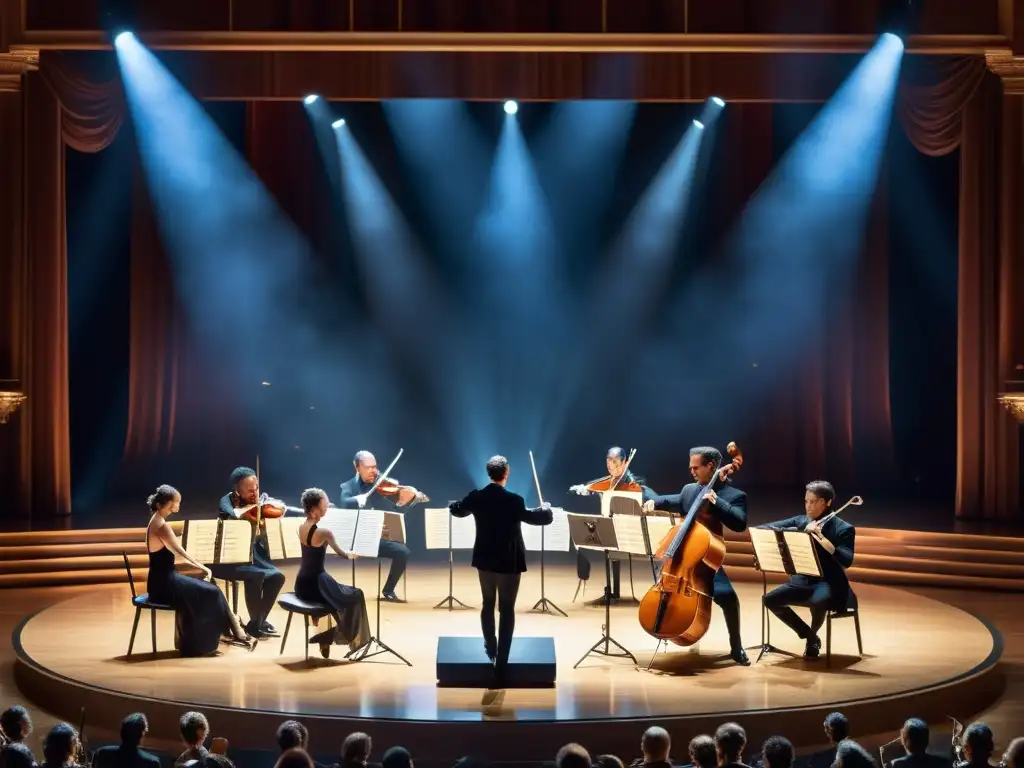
[{"xmin": 13, "ymin": 565, "xmax": 1003, "ymax": 761}]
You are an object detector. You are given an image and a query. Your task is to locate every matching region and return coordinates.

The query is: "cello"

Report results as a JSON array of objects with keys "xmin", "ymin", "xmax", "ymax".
[{"xmin": 637, "ymin": 442, "xmax": 743, "ymax": 646}]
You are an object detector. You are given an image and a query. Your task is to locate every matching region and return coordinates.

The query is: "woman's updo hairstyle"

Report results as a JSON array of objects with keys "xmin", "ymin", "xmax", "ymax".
[{"xmin": 147, "ymin": 484, "xmax": 179, "ymax": 511}]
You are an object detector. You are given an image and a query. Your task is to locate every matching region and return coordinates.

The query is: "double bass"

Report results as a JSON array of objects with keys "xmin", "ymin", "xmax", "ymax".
[{"xmin": 637, "ymin": 442, "xmax": 743, "ymax": 646}]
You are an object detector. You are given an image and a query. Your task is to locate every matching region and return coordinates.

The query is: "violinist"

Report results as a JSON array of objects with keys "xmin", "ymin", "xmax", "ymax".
[
  {"xmin": 569, "ymin": 446, "xmax": 654, "ymax": 602},
  {"xmin": 759, "ymin": 480, "xmax": 855, "ymax": 659},
  {"xmin": 642, "ymin": 446, "xmax": 750, "ymax": 665},
  {"xmin": 338, "ymin": 450, "xmax": 427, "ymax": 603},
  {"xmin": 213, "ymin": 467, "xmax": 287, "ymax": 638}
]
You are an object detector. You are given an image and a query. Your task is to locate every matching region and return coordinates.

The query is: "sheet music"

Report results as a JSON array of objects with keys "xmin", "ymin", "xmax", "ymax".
[
  {"xmin": 423, "ymin": 507, "xmax": 476, "ymax": 550},
  {"xmin": 218, "ymin": 520, "xmax": 254, "ymax": 564},
  {"xmin": 319, "ymin": 507, "xmax": 358, "ymax": 550},
  {"xmin": 181, "ymin": 520, "xmax": 219, "ymax": 564},
  {"xmin": 644, "ymin": 516, "xmax": 673, "ymax": 555},
  {"xmin": 749, "ymin": 527, "xmax": 788, "ymax": 573},
  {"xmin": 611, "ymin": 515, "xmax": 648, "ymax": 555},
  {"xmin": 782, "ymin": 531, "xmax": 823, "ymax": 577},
  {"xmin": 567, "ymin": 512, "xmax": 617, "ymax": 550},
  {"xmin": 600, "ymin": 490, "xmax": 643, "ymax": 518},
  {"xmin": 264, "ymin": 518, "xmax": 303, "ymax": 560},
  {"xmin": 348, "ymin": 507, "xmax": 384, "ymax": 557},
  {"xmin": 521, "ymin": 507, "xmax": 570, "ymax": 552},
  {"xmin": 382, "ymin": 511, "xmax": 407, "ymax": 545}
]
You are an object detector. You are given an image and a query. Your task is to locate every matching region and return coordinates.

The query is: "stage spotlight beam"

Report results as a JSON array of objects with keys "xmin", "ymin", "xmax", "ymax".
[
  {"xmin": 332, "ymin": 118, "xmax": 345, "ymax": 128},
  {"xmin": 504, "ymin": 100, "xmax": 518, "ymax": 115},
  {"xmin": 304, "ymin": 94, "xmax": 319, "ymax": 105}
]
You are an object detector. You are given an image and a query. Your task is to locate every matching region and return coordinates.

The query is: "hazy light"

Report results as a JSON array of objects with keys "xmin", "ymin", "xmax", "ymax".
[
  {"xmin": 332, "ymin": 118, "xmax": 345, "ymax": 129},
  {"xmin": 114, "ymin": 30, "xmax": 134, "ymax": 46},
  {"xmin": 304, "ymin": 95, "xmax": 319, "ymax": 105},
  {"xmin": 504, "ymin": 100, "xmax": 518, "ymax": 115},
  {"xmin": 712, "ymin": 96, "xmax": 726, "ymax": 107},
  {"xmin": 882, "ymin": 31, "xmax": 906, "ymax": 51},
  {"xmin": 693, "ymin": 119, "xmax": 705, "ymax": 130}
]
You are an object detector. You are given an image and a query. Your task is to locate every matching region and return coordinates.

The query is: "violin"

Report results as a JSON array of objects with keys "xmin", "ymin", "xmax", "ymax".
[
  {"xmin": 373, "ymin": 478, "xmax": 429, "ymax": 506},
  {"xmin": 235, "ymin": 494, "xmax": 298, "ymax": 522},
  {"xmin": 569, "ymin": 448, "xmax": 641, "ymax": 495},
  {"xmin": 637, "ymin": 441, "xmax": 743, "ymax": 646}
]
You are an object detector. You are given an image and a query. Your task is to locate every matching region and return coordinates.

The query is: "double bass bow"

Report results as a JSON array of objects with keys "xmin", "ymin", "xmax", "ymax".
[{"xmin": 637, "ymin": 442, "xmax": 743, "ymax": 646}]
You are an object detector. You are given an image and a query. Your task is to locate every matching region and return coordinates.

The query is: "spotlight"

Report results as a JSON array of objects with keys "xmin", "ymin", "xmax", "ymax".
[
  {"xmin": 693, "ymin": 119, "xmax": 705, "ymax": 130},
  {"xmin": 304, "ymin": 95, "xmax": 319, "ymax": 105},
  {"xmin": 113, "ymin": 30, "xmax": 134, "ymax": 46},
  {"xmin": 711, "ymin": 96, "xmax": 726, "ymax": 107},
  {"xmin": 504, "ymin": 100, "xmax": 518, "ymax": 115},
  {"xmin": 332, "ymin": 118, "xmax": 345, "ymax": 129}
]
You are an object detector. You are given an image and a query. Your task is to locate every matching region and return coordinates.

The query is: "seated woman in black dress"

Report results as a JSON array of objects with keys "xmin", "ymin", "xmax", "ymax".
[
  {"xmin": 145, "ymin": 484, "xmax": 257, "ymax": 655},
  {"xmin": 295, "ymin": 488, "xmax": 371, "ymax": 659}
]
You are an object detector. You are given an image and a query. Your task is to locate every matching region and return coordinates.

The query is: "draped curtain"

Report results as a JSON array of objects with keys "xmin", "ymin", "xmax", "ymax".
[{"xmin": 6, "ymin": 50, "xmax": 1017, "ymax": 519}]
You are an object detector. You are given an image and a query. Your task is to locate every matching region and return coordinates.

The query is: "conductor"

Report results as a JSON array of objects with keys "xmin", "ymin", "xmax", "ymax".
[{"xmin": 448, "ymin": 455, "xmax": 553, "ymax": 686}]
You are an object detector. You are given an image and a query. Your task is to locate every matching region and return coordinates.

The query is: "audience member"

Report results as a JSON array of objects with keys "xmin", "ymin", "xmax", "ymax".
[
  {"xmin": 339, "ymin": 733, "xmax": 372, "ymax": 768},
  {"xmin": 890, "ymin": 719, "xmax": 950, "ymax": 768},
  {"xmin": 1001, "ymin": 738, "xmax": 1024, "ymax": 768},
  {"xmin": 715, "ymin": 723, "xmax": 750, "ymax": 768},
  {"xmin": 809, "ymin": 713, "xmax": 850, "ymax": 768},
  {"xmin": 0, "ymin": 709, "xmax": 31, "ymax": 748},
  {"xmin": 276, "ymin": 749, "xmax": 314, "ymax": 768},
  {"xmin": 39, "ymin": 724, "xmax": 82, "ymax": 768},
  {"xmin": 382, "ymin": 748, "xmax": 412, "ymax": 768},
  {"xmin": 761, "ymin": 737, "xmax": 794, "ymax": 768},
  {"xmin": 1, "ymin": 743, "xmax": 36, "ymax": 768},
  {"xmin": 834, "ymin": 741, "xmax": 875, "ymax": 768},
  {"xmin": 633, "ymin": 727, "xmax": 671, "ymax": 768},
  {"xmin": 598, "ymin": 756, "xmax": 626, "ymax": 768},
  {"xmin": 556, "ymin": 744, "xmax": 592, "ymax": 768},
  {"xmin": 91, "ymin": 714, "xmax": 160, "ymax": 768},
  {"xmin": 960, "ymin": 724, "xmax": 994, "ymax": 768},
  {"xmin": 277, "ymin": 723, "xmax": 309, "ymax": 753},
  {"xmin": 175, "ymin": 713, "xmax": 210, "ymax": 768}
]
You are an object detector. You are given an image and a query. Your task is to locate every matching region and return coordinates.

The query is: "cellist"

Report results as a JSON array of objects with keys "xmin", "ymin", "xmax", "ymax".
[
  {"xmin": 642, "ymin": 446, "xmax": 750, "ymax": 665},
  {"xmin": 212, "ymin": 466, "xmax": 288, "ymax": 639},
  {"xmin": 569, "ymin": 446, "xmax": 655, "ymax": 602}
]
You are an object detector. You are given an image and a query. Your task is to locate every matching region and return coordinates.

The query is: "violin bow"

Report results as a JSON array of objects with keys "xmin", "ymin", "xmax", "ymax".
[
  {"xmin": 367, "ymin": 448, "xmax": 404, "ymax": 499},
  {"xmin": 528, "ymin": 450, "xmax": 544, "ymax": 505},
  {"xmin": 608, "ymin": 448, "xmax": 638, "ymax": 492}
]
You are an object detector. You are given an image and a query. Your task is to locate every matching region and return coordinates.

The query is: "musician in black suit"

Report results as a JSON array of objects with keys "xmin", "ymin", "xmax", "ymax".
[
  {"xmin": 760, "ymin": 480, "xmax": 856, "ymax": 658},
  {"xmin": 448, "ymin": 455, "xmax": 553, "ymax": 683},
  {"xmin": 213, "ymin": 466, "xmax": 286, "ymax": 638},
  {"xmin": 642, "ymin": 446, "xmax": 750, "ymax": 665},
  {"xmin": 339, "ymin": 450, "xmax": 427, "ymax": 602}
]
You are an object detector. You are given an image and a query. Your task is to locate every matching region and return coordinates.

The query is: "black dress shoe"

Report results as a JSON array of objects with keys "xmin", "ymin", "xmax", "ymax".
[
  {"xmin": 381, "ymin": 591, "xmax": 405, "ymax": 603},
  {"xmin": 804, "ymin": 635, "xmax": 821, "ymax": 658},
  {"xmin": 731, "ymin": 647, "xmax": 751, "ymax": 666},
  {"xmin": 261, "ymin": 622, "xmax": 281, "ymax": 637}
]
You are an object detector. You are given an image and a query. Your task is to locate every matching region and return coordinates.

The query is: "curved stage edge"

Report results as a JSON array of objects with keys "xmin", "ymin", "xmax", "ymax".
[{"xmin": 12, "ymin": 568, "xmax": 1005, "ymax": 761}]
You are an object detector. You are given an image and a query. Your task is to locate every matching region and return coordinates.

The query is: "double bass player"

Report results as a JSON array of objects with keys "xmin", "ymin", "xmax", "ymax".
[{"xmin": 642, "ymin": 446, "xmax": 750, "ymax": 665}]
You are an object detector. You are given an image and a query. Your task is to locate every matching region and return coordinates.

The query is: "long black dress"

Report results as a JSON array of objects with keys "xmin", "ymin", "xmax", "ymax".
[
  {"xmin": 146, "ymin": 534, "xmax": 234, "ymax": 657},
  {"xmin": 294, "ymin": 524, "xmax": 371, "ymax": 652}
]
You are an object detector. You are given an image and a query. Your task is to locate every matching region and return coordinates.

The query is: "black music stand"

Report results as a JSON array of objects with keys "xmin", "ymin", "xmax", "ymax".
[
  {"xmin": 348, "ymin": 556, "xmax": 412, "ymax": 666},
  {"xmin": 529, "ymin": 516, "xmax": 567, "ymax": 617},
  {"xmin": 569, "ymin": 514, "xmax": 637, "ymax": 667},
  {"xmin": 433, "ymin": 511, "xmax": 473, "ymax": 611},
  {"xmin": 747, "ymin": 526, "xmax": 822, "ymax": 663}
]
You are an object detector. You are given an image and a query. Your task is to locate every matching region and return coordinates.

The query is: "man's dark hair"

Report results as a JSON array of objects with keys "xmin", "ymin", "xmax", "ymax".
[
  {"xmin": 275, "ymin": 750, "xmax": 313, "ymax": 768},
  {"xmin": 806, "ymin": 480, "xmax": 835, "ymax": 505},
  {"xmin": 300, "ymin": 489, "xmax": 326, "ymax": 515},
  {"xmin": 120, "ymin": 714, "xmax": 148, "ymax": 748},
  {"xmin": 147, "ymin": 485, "xmax": 179, "ymax": 511},
  {"xmin": 901, "ymin": 719, "xmax": 929, "ymax": 754},
  {"xmin": 341, "ymin": 733, "xmax": 371, "ymax": 764},
  {"xmin": 835, "ymin": 740, "xmax": 875, "ymax": 768},
  {"xmin": 608, "ymin": 447, "xmax": 627, "ymax": 461},
  {"xmin": 42, "ymin": 724, "xmax": 77, "ymax": 766},
  {"xmin": 825, "ymin": 712, "xmax": 849, "ymax": 743},
  {"xmin": 642, "ymin": 727, "xmax": 670, "ymax": 762},
  {"xmin": 761, "ymin": 736, "xmax": 794, "ymax": 768},
  {"xmin": 0, "ymin": 707, "xmax": 30, "ymax": 742},
  {"xmin": 964, "ymin": 723, "xmax": 994, "ymax": 762},
  {"xmin": 276, "ymin": 721, "xmax": 308, "ymax": 752},
  {"xmin": 688, "ymin": 735, "xmax": 717, "ymax": 768},
  {"xmin": 230, "ymin": 467, "xmax": 256, "ymax": 487},
  {"xmin": 486, "ymin": 456, "xmax": 509, "ymax": 482},
  {"xmin": 382, "ymin": 747, "xmax": 413, "ymax": 768},
  {"xmin": 690, "ymin": 447, "xmax": 723, "ymax": 466},
  {"xmin": 714, "ymin": 722, "xmax": 747, "ymax": 763},
  {"xmin": 555, "ymin": 744, "xmax": 591, "ymax": 768},
  {"xmin": 595, "ymin": 756, "xmax": 623, "ymax": 768},
  {"xmin": 179, "ymin": 712, "xmax": 209, "ymax": 746},
  {"xmin": 1, "ymin": 742, "xmax": 37, "ymax": 768}
]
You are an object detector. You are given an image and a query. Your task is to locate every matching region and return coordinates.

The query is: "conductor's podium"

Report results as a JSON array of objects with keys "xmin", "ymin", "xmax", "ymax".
[{"xmin": 436, "ymin": 636, "xmax": 556, "ymax": 688}]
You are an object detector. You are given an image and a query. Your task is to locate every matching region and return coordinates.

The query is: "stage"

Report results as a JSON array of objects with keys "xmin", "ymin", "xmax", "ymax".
[{"xmin": 12, "ymin": 563, "xmax": 1003, "ymax": 762}]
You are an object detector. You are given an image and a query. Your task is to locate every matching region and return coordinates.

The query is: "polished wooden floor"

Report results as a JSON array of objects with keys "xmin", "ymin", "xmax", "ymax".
[{"xmin": 9, "ymin": 563, "xmax": 1004, "ymax": 759}]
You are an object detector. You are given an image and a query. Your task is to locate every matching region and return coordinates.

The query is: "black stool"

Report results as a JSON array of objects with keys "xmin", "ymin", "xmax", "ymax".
[
  {"xmin": 123, "ymin": 552, "xmax": 174, "ymax": 656},
  {"xmin": 277, "ymin": 593, "xmax": 333, "ymax": 660},
  {"xmin": 826, "ymin": 589, "xmax": 864, "ymax": 667}
]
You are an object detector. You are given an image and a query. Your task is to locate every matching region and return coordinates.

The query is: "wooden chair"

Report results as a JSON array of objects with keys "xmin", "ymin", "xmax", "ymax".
[
  {"xmin": 123, "ymin": 552, "xmax": 174, "ymax": 656},
  {"xmin": 277, "ymin": 593, "xmax": 334, "ymax": 661},
  {"xmin": 826, "ymin": 588, "xmax": 864, "ymax": 667}
]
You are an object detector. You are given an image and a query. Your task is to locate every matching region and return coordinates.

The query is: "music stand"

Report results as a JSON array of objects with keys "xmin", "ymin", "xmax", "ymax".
[
  {"xmin": 569, "ymin": 513, "xmax": 637, "ymax": 667},
  {"xmin": 424, "ymin": 508, "xmax": 474, "ymax": 610},
  {"xmin": 747, "ymin": 526, "xmax": 822, "ymax": 663},
  {"xmin": 347, "ymin": 556, "xmax": 412, "ymax": 666},
  {"xmin": 523, "ymin": 507, "xmax": 569, "ymax": 617}
]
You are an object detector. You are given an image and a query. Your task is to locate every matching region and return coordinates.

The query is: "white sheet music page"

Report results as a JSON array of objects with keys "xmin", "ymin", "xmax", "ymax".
[
  {"xmin": 319, "ymin": 507, "xmax": 358, "ymax": 550},
  {"xmin": 351, "ymin": 508, "xmax": 385, "ymax": 558},
  {"xmin": 782, "ymin": 530, "xmax": 823, "ymax": 577},
  {"xmin": 382, "ymin": 511, "xmax": 407, "ymax": 545},
  {"xmin": 181, "ymin": 520, "xmax": 219, "ymax": 565},
  {"xmin": 423, "ymin": 508, "xmax": 453, "ymax": 550},
  {"xmin": 263, "ymin": 518, "xmax": 285, "ymax": 561},
  {"xmin": 280, "ymin": 517, "xmax": 304, "ymax": 559},
  {"xmin": 612, "ymin": 515, "xmax": 648, "ymax": 555},
  {"xmin": 218, "ymin": 520, "xmax": 254, "ymax": 564},
  {"xmin": 749, "ymin": 527, "xmax": 787, "ymax": 573},
  {"xmin": 449, "ymin": 513, "xmax": 477, "ymax": 549},
  {"xmin": 521, "ymin": 507, "xmax": 570, "ymax": 552},
  {"xmin": 644, "ymin": 516, "xmax": 673, "ymax": 555}
]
